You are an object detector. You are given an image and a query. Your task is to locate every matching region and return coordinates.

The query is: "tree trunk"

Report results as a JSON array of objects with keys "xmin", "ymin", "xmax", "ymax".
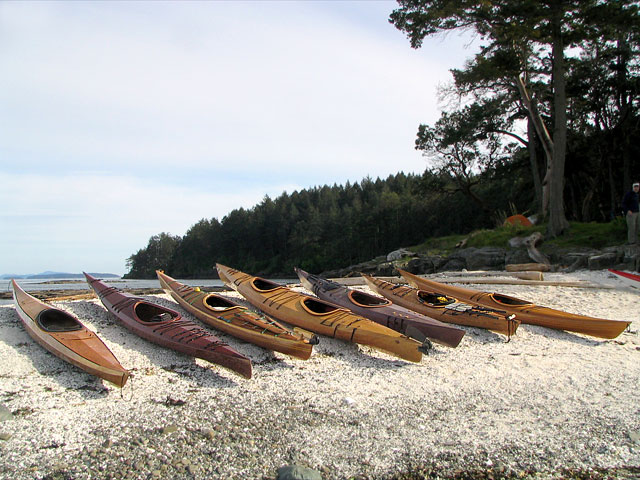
[
  {"xmin": 516, "ymin": 75, "xmax": 552, "ymax": 217},
  {"xmin": 547, "ymin": 0, "xmax": 570, "ymax": 237},
  {"xmin": 527, "ymin": 116, "xmax": 543, "ymax": 214}
]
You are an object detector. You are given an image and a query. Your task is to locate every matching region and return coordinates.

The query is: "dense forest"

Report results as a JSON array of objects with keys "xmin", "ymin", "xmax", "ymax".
[{"xmin": 125, "ymin": 0, "xmax": 640, "ymax": 279}]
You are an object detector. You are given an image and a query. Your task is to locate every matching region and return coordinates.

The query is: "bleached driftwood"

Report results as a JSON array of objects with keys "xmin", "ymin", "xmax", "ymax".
[{"xmin": 506, "ymin": 263, "xmax": 551, "ymax": 272}]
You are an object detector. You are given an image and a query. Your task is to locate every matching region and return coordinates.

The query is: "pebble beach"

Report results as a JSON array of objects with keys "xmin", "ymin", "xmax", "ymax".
[{"xmin": 0, "ymin": 270, "xmax": 639, "ymax": 480}]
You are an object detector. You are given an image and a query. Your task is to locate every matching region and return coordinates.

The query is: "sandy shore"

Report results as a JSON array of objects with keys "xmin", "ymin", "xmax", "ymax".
[{"xmin": 0, "ymin": 270, "xmax": 639, "ymax": 480}]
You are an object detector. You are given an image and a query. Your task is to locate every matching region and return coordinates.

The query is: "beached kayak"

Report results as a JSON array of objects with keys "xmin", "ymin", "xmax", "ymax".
[
  {"xmin": 362, "ymin": 274, "xmax": 520, "ymax": 337},
  {"xmin": 216, "ymin": 264, "xmax": 423, "ymax": 362},
  {"xmin": 608, "ymin": 269, "xmax": 640, "ymax": 289},
  {"xmin": 12, "ymin": 280, "xmax": 130, "ymax": 387},
  {"xmin": 157, "ymin": 270, "xmax": 315, "ymax": 359},
  {"xmin": 84, "ymin": 273, "xmax": 252, "ymax": 379},
  {"xmin": 295, "ymin": 268, "xmax": 465, "ymax": 348},
  {"xmin": 398, "ymin": 268, "xmax": 630, "ymax": 339}
]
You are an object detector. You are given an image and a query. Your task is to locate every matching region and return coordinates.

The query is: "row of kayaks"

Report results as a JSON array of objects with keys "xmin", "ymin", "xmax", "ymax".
[{"xmin": 10, "ymin": 266, "xmax": 632, "ymax": 388}]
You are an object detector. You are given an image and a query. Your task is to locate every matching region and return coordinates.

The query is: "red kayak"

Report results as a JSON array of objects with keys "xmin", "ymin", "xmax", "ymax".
[
  {"xmin": 84, "ymin": 273, "xmax": 252, "ymax": 379},
  {"xmin": 608, "ymin": 269, "xmax": 640, "ymax": 289}
]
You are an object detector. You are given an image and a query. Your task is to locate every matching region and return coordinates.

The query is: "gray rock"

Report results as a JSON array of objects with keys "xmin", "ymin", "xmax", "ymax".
[
  {"xmin": 406, "ymin": 257, "xmax": 434, "ymax": 274},
  {"xmin": 374, "ymin": 262, "xmax": 395, "ymax": 276},
  {"xmin": 277, "ymin": 465, "xmax": 322, "ymax": 480},
  {"xmin": 587, "ymin": 252, "xmax": 616, "ymax": 270},
  {"xmin": 386, "ymin": 248, "xmax": 414, "ymax": 261},
  {"xmin": 505, "ymin": 248, "xmax": 533, "ymax": 265},
  {"xmin": 465, "ymin": 247, "xmax": 506, "ymax": 270},
  {"xmin": 0, "ymin": 404, "xmax": 13, "ymax": 422}
]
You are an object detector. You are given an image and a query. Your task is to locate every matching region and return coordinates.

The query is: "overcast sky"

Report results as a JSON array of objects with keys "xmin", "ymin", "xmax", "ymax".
[{"xmin": 0, "ymin": 1, "xmax": 475, "ymax": 276}]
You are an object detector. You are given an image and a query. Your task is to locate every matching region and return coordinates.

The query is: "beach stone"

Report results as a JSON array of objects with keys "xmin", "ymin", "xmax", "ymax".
[
  {"xmin": 161, "ymin": 424, "xmax": 178, "ymax": 435},
  {"xmin": 277, "ymin": 465, "xmax": 322, "ymax": 480},
  {"xmin": 0, "ymin": 432, "xmax": 11, "ymax": 441},
  {"xmin": 0, "ymin": 404, "xmax": 13, "ymax": 422}
]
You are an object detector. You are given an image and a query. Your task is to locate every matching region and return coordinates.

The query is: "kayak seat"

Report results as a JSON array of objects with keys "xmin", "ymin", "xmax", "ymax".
[
  {"xmin": 135, "ymin": 303, "xmax": 179, "ymax": 323},
  {"xmin": 417, "ymin": 291, "xmax": 456, "ymax": 307},
  {"xmin": 36, "ymin": 309, "xmax": 83, "ymax": 332}
]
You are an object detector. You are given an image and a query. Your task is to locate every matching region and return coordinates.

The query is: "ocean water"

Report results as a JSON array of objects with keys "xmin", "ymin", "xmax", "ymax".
[{"xmin": 0, "ymin": 276, "xmax": 297, "ymax": 306}]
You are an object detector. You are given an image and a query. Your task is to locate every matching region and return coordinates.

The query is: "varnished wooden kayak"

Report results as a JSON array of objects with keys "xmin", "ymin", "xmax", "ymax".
[
  {"xmin": 216, "ymin": 264, "xmax": 423, "ymax": 362},
  {"xmin": 398, "ymin": 268, "xmax": 630, "ymax": 339},
  {"xmin": 295, "ymin": 268, "xmax": 465, "ymax": 348},
  {"xmin": 157, "ymin": 270, "xmax": 315, "ymax": 359},
  {"xmin": 84, "ymin": 273, "xmax": 252, "ymax": 379},
  {"xmin": 362, "ymin": 274, "xmax": 519, "ymax": 337},
  {"xmin": 12, "ymin": 280, "xmax": 130, "ymax": 388}
]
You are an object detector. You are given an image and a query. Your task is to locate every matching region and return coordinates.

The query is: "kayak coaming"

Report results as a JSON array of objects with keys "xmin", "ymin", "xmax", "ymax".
[
  {"xmin": 216, "ymin": 264, "xmax": 423, "ymax": 363},
  {"xmin": 156, "ymin": 270, "xmax": 314, "ymax": 360},
  {"xmin": 399, "ymin": 268, "xmax": 630, "ymax": 339},
  {"xmin": 362, "ymin": 274, "xmax": 519, "ymax": 337},
  {"xmin": 12, "ymin": 280, "xmax": 130, "ymax": 388},
  {"xmin": 84, "ymin": 272, "xmax": 252, "ymax": 379},
  {"xmin": 295, "ymin": 267, "xmax": 465, "ymax": 348}
]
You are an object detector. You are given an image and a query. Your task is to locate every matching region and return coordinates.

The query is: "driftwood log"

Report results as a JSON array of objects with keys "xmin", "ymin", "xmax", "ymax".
[
  {"xmin": 508, "ymin": 232, "xmax": 551, "ymax": 266},
  {"xmin": 506, "ymin": 263, "xmax": 551, "ymax": 272}
]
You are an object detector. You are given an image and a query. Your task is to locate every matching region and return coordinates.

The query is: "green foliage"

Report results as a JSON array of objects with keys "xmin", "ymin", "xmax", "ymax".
[{"xmin": 545, "ymin": 220, "xmax": 628, "ymax": 249}]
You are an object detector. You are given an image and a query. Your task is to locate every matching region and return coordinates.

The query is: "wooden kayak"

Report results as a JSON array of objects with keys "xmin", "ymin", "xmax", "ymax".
[
  {"xmin": 608, "ymin": 269, "xmax": 640, "ymax": 289},
  {"xmin": 295, "ymin": 267, "xmax": 465, "ymax": 348},
  {"xmin": 216, "ymin": 264, "xmax": 423, "ymax": 362},
  {"xmin": 12, "ymin": 280, "xmax": 130, "ymax": 388},
  {"xmin": 84, "ymin": 273, "xmax": 252, "ymax": 379},
  {"xmin": 362, "ymin": 274, "xmax": 520, "ymax": 337},
  {"xmin": 398, "ymin": 268, "xmax": 630, "ymax": 339},
  {"xmin": 157, "ymin": 270, "xmax": 315, "ymax": 359}
]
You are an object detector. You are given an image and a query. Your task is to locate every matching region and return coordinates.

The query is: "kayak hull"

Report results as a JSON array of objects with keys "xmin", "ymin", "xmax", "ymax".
[
  {"xmin": 295, "ymin": 268, "xmax": 465, "ymax": 348},
  {"xmin": 216, "ymin": 264, "xmax": 423, "ymax": 363},
  {"xmin": 399, "ymin": 269, "xmax": 630, "ymax": 339},
  {"xmin": 156, "ymin": 270, "xmax": 313, "ymax": 359},
  {"xmin": 84, "ymin": 273, "xmax": 252, "ymax": 379},
  {"xmin": 12, "ymin": 280, "xmax": 130, "ymax": 388}
]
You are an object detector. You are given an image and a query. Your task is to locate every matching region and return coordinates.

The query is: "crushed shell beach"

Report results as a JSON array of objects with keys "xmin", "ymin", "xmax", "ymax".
[{"xmin": 0, "ymin": 270, "xmax": 639, "ymax": 480}]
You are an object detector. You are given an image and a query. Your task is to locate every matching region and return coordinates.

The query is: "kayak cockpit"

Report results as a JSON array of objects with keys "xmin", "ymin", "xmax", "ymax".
[
  {"xmin": 348, "ymin": 290, "xmax": 391, "ymax": 308},
  {"xmin": 417, "ymin": 291, "xmax": 456, "ymax": 307},
  {"xmin": 252, "ymin": 278, "xmax": 282, "ymax": 292},
  {"xmin": 134, "ymin": 302, "xmax": 180, "ymax": 323},
  {"xmin": 203, "ymin": 294, "xmax": 237, "ymax": 311},
  {"xmin": 301, "ymin": 297, "xmax": 342, "ymax": 316},
  {"xmin": 36, "ymin": 309, "xmax": 83, "ymax": 332},
  {"xmin": 489, "ymin": 293, "xmax": 532, "ymax": 306}
]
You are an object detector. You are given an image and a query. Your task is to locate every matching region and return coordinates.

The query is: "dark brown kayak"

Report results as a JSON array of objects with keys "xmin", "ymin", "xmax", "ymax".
[
  {"xmin": 84, "ymin": 273, "xmax": 252, "ymax": 379},
  {"xmin": 295, "ymin": 268, "xmax": 465, "ymax": 348},
  {"xmin": 12, "ymin": 280, "xmax": 130, "ymax": 387}
]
